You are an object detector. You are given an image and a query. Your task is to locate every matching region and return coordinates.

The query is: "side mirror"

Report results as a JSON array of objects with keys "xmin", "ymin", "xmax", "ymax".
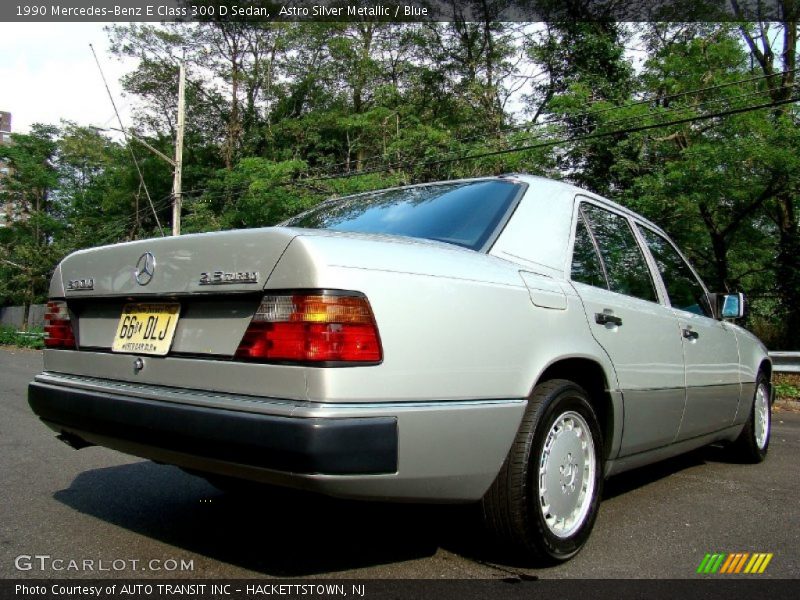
[{"xmin": 719, "ymin": 293, "xmax": 745, "ymax": 319}]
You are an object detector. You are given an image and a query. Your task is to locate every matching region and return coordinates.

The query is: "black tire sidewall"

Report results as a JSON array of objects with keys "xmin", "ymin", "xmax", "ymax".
[{"xmin": 525, "ymin": 383, "xmax": 604, "ymax": 560}]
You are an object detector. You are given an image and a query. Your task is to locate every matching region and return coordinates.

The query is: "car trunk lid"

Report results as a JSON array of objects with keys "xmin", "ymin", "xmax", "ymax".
[
  {"xmin": 55, "ymin": 228, "xmax": 298, "ymax": 357},
  {"xmin": 58, "ymin": 227, "xmax": 298, "ymax": 298}
]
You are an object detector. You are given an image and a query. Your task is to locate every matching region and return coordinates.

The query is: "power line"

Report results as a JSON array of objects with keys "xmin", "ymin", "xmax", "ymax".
[
  {"xmin": 175, "ymin": 84, "xmax": 793, "ymax": 203},
  {"xmin": 306, "ymin": 69, "xmax": 797, "ymax": 178},
  {"xmin": 305, "ymin": 93, "xmax": 800, "ymax": 182},
  {"xmin": 96, "ymin": 73, "xmax": 799, "ymax": 218},
  {"xmin": 88, "ymin": 92, "xmax": 798, "ymax": 242},
  {"xmin": 89, "ymin": 43, "xmax": 165, "ymax": 237},
  {"xmin": 87, "ymin": 195, "xmax": 174, "ymax": 247},
  {"xmin": 312, "ymin": 86, "xmax": 782, "ymax": 182}
]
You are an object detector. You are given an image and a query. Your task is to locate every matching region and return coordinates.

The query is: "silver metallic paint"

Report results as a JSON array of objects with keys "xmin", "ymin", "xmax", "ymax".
[
  {"xmin": 35, "ymin": 371, "xmax": 526, "ymax": 502},
  {"xmin": 35, "ymin": 175, "xmax": 771, "ymax": 501}
]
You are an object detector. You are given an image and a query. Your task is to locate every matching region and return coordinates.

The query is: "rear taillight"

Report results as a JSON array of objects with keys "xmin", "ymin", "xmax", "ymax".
[
  {"xmin": 44, "ymin": 300, "xmax": 76, "ymax": 349},
  {"xmin": 235, "ymin": 293, "xmax": 382, "ymax": 364}
]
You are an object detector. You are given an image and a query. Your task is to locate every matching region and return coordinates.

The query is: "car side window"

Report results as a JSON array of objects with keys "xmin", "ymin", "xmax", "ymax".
[
  {"xmin": 639, "ymin": 227, "xmax": 713, "ymax": 318},
  {"xmin": 581, "ymin": 203, "xmax": 657, "ymax": 303},
  {"xmin": 571, "ymin": 211, "xmax": 608, "ymax": 289}
]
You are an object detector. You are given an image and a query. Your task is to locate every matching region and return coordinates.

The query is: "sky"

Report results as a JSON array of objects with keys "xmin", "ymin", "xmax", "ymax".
[
  {"xmin": 0, "ymin": 21, "xmax": 645, "ymax": 137},
  {"xmin": 0, "ymin": 23, "xmax": 136, "ymax": 135}
]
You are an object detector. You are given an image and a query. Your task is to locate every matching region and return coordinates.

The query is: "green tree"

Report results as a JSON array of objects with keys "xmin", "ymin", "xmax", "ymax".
[
  {"xmin": 524, "ymin": 18, "xmax": 635, "ymax": 195},
  {"xmin": 0, "ymin": 125, "xmax": 64, "ymax": 325},
  {"xmin": 730, "ymin": 5, "xmax": 800, "ymax": 348}
]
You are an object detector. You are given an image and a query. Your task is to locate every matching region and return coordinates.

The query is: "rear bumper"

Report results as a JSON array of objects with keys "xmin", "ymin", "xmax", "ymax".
[
  {"xmin": 28, "ymin": 381, "xmax": 397, "ymax": 475},
  {"xmin": 28, "ymin": 372, "xmax": 526, "ymax": 502}
]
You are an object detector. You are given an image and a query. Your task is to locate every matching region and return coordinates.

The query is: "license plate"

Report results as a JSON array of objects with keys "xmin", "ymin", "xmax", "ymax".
[{"xmin": 112, "ymin": 303, "xmax": 180, "ymax": 355}]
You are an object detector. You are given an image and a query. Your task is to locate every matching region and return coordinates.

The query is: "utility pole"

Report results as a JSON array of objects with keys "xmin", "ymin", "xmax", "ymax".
[{"xmin": 172, "ymin": 60, "xmax": 186, "ymax": 236}]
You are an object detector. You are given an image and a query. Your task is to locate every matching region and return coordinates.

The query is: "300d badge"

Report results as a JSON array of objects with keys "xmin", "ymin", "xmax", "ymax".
[
  {"xmin": 67, "ymin": 278, "xmax": 94, "ymax": 291},
  {"xmin": 199, "ymin": 271, "xmax": 259, "ymax": 285}
]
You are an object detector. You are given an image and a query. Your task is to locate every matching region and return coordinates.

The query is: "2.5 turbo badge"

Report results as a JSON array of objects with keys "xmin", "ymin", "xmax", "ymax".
[{"xmin": 199, "ymin": 271, "xmax": 259, "ymax": 285}]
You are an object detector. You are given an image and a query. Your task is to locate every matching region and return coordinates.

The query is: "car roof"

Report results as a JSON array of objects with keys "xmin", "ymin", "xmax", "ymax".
[
  {"xmin": 292, "ymin": 174, "xmax": 672, "ymax": 244},
  {"xmin": 497, "ymin": 174, "xmax": 670, "ymax": 238}
]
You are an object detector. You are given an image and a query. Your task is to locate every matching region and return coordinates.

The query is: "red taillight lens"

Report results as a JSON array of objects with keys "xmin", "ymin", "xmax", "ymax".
[
  {"xmin": 44, "ymin": 300, "xmax": 76, "ymax": 349},
  {"xmin": 235, "ymin": 294, "xmax": 382, "ymax": 363}
]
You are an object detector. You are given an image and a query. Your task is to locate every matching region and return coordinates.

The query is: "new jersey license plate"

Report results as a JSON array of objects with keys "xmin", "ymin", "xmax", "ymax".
[{"xmin": 112, "ymin": 303, "xmax": 180, "ymax": 355}]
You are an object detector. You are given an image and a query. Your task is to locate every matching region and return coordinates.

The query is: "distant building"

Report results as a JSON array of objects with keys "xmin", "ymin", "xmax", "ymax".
[
  {"xmin": 0, "ymin": 111, "xmax": 10, "ymax": 144},
  {"xmin": 1, "ymin": 111, "xmax": 13, "ymax": 227}
]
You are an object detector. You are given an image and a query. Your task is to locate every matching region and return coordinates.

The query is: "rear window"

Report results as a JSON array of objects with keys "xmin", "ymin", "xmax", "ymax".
[{"xmin": 283, "ymin": 180, "xmax": 522, "ymax": 251}]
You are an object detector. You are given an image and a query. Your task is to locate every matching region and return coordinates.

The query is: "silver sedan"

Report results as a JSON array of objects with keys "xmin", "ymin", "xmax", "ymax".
[{"xmin": 29, "ymin": 174, "xmax": 773, "ymax": 562}]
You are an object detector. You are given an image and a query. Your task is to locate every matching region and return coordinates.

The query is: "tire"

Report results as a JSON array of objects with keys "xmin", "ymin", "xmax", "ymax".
[
  {"xmin": 730, "ymin": 374, "xmax": 771, "ymax": 463},
  {"xmin": 482, "ymin": 379, "xmax": 604, "ymax": 562}
]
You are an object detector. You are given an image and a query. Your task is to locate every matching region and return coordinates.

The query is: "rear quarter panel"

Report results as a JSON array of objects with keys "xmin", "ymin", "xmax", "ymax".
[{"xmin": 267, "ymin": 234, "xmax": 619, "ymax": 410}]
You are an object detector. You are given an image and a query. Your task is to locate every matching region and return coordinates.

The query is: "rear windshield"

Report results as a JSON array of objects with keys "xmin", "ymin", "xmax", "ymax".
[{"xmin": 284, "ymin": 180, "xmax": 522, "ymax": 251}]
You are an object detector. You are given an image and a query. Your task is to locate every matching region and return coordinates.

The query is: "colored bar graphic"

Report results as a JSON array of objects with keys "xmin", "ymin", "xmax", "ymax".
[
  {"xmin": 744, "ymin": 554, "xmax": 761, "ymax": 573},
  {"xmin": 699, "ymin": 552, "xmax": 773, "ymax": 574},
  {"xmin": 697, "ymin": 554, "xmax": 713, "ymax": 574},
  {"xmin": 758, "ymin": 554, "xmax": 773, "ymax": 573},
  {"xmin": 734, "ymin": 553, "xmax": 750, "ymax": 573},
  {"xmin": 710, "ymin": 553, "xmax": 725, "ymax": 573},
  {"xmin": 720, "ymin": 554, "xmax": 736, "ymax": 574}
]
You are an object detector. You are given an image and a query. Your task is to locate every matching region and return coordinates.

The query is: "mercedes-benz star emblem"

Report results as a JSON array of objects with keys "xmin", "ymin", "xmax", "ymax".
[{"xmin": 134, "ymin": 252, "xmax": 156, "ymax": 286}]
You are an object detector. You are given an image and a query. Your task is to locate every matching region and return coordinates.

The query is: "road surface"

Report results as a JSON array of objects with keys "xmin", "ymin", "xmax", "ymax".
[{"xmin": 1, "ymin": 348, "xmax": 797, "ymax": 579}]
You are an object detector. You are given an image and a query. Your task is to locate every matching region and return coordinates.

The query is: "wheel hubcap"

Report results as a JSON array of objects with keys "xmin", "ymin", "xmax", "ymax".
[
  {"xmin": 539, "ymin": 410, "xmax": 596, "ymax": 538},
  {"xmin": 754, "ymin": 383, "xmax": 770, "ymax": 450}
]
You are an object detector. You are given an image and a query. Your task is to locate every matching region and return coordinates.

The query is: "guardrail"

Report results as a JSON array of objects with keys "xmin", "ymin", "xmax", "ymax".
[
  {"xmin": 15, "ymin": 332, "xmax": 45, "ymax": 339},
  {"xmin": 769, "ymin": 352, "xmax": 800, "ymax": 374}
]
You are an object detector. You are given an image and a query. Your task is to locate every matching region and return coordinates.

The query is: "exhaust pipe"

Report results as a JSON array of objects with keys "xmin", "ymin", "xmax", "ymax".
[{"xmin": 56, "ymin": 431, "xmax": 95, "ymax": 450}]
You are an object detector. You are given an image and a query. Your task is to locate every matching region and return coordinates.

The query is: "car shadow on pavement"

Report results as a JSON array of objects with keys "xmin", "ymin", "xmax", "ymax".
[
  {"xmin": 53, "ymin": 444, "xmax": 738, "ymax": 575},
  {"xmin": 601, "ymin": 442, "xmax": 747, "ymax": 501},
  {"xmin": 53, "ymin": 461, "xmax": 481, "ymax": 576},
  {"xmin": 601, "ymin": 450, "xmax": 707, "ymax": 501}
]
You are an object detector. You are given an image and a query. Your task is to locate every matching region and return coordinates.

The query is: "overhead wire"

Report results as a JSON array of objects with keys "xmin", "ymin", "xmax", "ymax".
[
  {"xmin": 305, "ymin": 68, "xmax": 797, "ymax": 178},
  {"xmin": 86, "ymin": 195, "xmax": 174, "ymax": 247},
  {"xmin": 305, "ymin": 91, "xmax": 800, "ymax": 182},
  {"xmin": 89, "ymin": 43, "xmax": 166, "ymax": 237},
  {"xmin": 173, "ymin": 79, "xmax": 797, "ymax": 203},
  {"xmin": 84, "ymin": 70, "xmax": 799, "ymax": 245}
]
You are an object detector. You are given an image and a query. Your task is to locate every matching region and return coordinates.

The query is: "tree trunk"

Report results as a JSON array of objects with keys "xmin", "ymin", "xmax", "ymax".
[
  {"xmin": 733, "ymin": 7, "xmax": 798, "ymax": 347},
  {"xmin": 775, "ymin": 193, "xmax": 800, "ymax": 348},
  {"xmin": 22, "ymin": 303, "xmax": 29, "ymax": 331}
]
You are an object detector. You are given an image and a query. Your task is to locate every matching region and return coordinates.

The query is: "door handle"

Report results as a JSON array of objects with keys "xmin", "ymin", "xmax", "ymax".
[
  {"xmin": 595, "ymin": 312, "xmax": 623, "ymax": 326},
  {"xmin": 682, "ymin": 328, "xmax": 699, "ymax": 340}
]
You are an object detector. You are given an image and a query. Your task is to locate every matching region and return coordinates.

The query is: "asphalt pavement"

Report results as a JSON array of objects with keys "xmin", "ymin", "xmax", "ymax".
[{"xmin": 1, "ymin": 348, "xmax": 798, "ymax": 579}]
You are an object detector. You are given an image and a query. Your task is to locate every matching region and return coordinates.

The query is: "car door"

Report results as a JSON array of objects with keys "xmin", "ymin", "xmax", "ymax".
[
  {"xmin": 570, "ymin": 200, "xmax": 686, "ymax": 456},
  {"xmin": 637, "ymin": 226, "xmax": 741, "ymax": 439}
]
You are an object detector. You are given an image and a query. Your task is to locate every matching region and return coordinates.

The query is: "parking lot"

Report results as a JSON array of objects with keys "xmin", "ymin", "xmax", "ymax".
[{"xmin": 2, "ymin": 348, "xmax": 798, "ymax": 579}]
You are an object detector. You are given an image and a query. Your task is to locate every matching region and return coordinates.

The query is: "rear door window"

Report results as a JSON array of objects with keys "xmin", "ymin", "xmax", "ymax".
[
  {"xmin": 571, "ymin": 211, "xmax": 608, "ymax": 289},
  {"xmin": 580, "ymin": 203, "xmax": 657, "ymax": 303}
]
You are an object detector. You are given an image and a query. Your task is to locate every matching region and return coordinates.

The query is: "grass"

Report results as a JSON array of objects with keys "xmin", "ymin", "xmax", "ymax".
[
  {"xmin": 0, "ymin": 325, "xmax": 45, "ymax": 349},
  {"xmin": 775, "ymin": 373, "xmax": 800, "ymax": 401}
]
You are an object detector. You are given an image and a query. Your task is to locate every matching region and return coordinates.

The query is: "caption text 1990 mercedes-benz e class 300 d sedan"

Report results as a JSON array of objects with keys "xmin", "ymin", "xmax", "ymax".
[{"xmin": 28, "ymin": 175, "xmax": 773, "ymax": 562}]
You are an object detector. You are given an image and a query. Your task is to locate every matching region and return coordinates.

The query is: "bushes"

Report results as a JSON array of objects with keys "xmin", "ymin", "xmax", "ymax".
[{"xmin": 0, "ymin": 325, "xmax": 45, "ymax": 349}]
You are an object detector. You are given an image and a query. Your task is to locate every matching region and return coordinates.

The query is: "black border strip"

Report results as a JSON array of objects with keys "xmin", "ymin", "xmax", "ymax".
[{"xmin": 1, "ymin": 1, "xmax": 792, "ymax": 23}]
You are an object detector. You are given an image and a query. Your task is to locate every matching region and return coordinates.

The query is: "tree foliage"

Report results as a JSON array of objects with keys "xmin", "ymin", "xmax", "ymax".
[{"xmin": 1, "ymin": 18, "xmax": 798, "ymax": 347}]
